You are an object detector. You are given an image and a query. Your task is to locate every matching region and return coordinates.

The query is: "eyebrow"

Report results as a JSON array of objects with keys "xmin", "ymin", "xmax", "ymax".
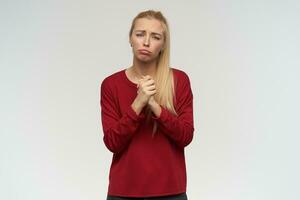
[{"xmin": 134, "ymin": 30, "xmax": 163, "ymax": 37}]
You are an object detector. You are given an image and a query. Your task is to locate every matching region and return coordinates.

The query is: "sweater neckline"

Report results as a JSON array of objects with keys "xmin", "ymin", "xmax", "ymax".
[{"xmin": 122, "ymin": 69, "xmax": 138, "ymax": 89}]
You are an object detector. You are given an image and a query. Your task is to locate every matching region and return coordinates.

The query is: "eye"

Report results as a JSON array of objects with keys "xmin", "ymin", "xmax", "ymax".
[
  {"xmin": 136, "ymin": 33, "xmax": 143, "ymax": 37},
  {"xmin": 152, "ymin": 35, "xmax": 161, "ymax": 40}
]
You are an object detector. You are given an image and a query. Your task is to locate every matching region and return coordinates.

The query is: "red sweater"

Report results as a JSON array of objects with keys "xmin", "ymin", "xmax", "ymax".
[{"xmin": 100, "ymin": 67, "xmax": 194, "ymax": 198}]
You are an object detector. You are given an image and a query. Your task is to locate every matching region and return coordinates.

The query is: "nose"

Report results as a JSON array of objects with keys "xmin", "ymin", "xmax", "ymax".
[{"xmin": 143, "ymin": 35, "xmax": 150, "ymax": 46}]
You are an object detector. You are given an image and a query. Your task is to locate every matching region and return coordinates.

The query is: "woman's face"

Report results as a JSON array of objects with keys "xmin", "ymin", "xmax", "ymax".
[{"xmin": 130, "ymin": 18, "xmax": 165, "ymax": 63}]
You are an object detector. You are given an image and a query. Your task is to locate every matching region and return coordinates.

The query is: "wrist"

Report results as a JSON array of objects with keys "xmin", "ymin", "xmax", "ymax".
[
  {"xmin": 149, "ymin": 100, "xmax": 162, "ymax": 118},
  {"xmin": 132, "ymin": 100, "xmax": 145, "ymax": 115}
]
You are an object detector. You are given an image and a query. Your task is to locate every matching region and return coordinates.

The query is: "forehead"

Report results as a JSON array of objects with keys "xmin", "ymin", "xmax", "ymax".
[{"xmin": 133, "ymin": 18, "xmax": 164, "ymax": 34}]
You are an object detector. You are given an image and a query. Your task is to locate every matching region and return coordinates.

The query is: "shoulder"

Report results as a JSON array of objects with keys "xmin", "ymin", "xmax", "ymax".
[
  {"xmin": 170, "ymin": 67, "xmax": 193, "ymax": 101},
  {"xmin": 170, "ymin": 67, "xmax": 191, "ymax": 84},
  {"xmin": 100, "ymin": 69, "xmax": 124, "ymax": 90}
]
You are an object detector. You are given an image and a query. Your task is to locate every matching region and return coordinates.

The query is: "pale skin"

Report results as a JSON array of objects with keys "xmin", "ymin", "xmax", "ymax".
[
  {"xmin": 131, "ymin": 75, "xmax": 161, "ymax": 117},
  {"xmin": 126, "ymin": 17, "xmax": 165, "ymax": 118}
]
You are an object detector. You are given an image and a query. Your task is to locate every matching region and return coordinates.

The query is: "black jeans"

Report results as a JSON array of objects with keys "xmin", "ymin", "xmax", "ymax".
[{"xmin": 106, "ymin": 192, "xmax": 188, "ymax": 200}]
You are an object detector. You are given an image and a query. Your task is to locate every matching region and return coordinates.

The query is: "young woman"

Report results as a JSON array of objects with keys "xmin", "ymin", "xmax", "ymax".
[{"xmin": 100, "ymin": 10, "xmax": 194, "ymax": 200}]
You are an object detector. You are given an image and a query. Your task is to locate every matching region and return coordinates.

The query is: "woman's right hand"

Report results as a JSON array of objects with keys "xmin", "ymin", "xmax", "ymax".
[{"xmin": 131, "ymin": 75, "xmax": 156, "ymax": 115}]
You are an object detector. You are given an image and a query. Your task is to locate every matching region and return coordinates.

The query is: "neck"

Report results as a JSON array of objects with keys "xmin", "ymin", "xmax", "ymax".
[{"xmin": 131, "ymin": 57, "xmax": 158, "ymax": 78}]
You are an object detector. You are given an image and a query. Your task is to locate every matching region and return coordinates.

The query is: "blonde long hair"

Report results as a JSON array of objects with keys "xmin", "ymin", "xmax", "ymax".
[{"xmin": 129, "ymin": 10, "xmax": 178, "ymax": 137}]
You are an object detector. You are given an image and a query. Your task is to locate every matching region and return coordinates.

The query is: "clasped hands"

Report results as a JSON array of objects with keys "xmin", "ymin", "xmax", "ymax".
[{"xmin": 136, "ymin": 75, "xmax": 162, "ymax": 117}]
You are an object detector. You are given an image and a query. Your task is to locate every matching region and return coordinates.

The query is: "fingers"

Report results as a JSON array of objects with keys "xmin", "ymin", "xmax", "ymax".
[
  {"xmin": 144, "ymin": 87, "xmax": 156, "ymax": 96},
  {"xmin": 148, "ymin": 90, "xmax": 156, "ymax": 96},
  {"xmin": 139, "ymin": 84, "xmax": 156, "ymax": 93},
  {"xmin": 137, "ymin": 75, "xmax": 156, "ymax": 96},
  {"xmin": 146, "ymin": 85, "xmax": 156, "ymax": 91},
  {"xmin": 142, "ymin": 75, "xmax": 151, "ymax": 79},
  {"xmin": 139, "ymin": 75, "xmax": 155, "ymax": 86}
]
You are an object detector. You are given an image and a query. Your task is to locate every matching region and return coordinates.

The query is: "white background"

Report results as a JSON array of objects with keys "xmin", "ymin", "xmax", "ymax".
[{"xmin": 1, "ymin": 0, "xmax": 299, "ymax": 199}]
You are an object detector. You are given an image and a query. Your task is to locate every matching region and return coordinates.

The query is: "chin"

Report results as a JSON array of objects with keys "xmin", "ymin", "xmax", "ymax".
[{"xmin": 136, "ymin": 56, "xmax": 153, "ymax": 62}]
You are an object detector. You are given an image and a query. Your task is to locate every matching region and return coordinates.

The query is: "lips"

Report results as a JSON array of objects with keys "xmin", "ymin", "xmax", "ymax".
[{"xmin": 138, "ymin": 49, "xmax": 151, "ymax": 54}]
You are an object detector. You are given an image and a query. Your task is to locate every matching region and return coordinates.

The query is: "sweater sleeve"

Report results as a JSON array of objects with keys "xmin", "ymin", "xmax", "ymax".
[
  {"xmin": 152, "ymin": 73, "xmax": 194, "ymax": 149},
  {"xmin": 100, "ymin": 79, "xmax": 144, "ymax": 154}
]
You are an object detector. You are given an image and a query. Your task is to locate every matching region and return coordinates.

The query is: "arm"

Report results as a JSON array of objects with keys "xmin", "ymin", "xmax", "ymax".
[
  {"xmin": 149, "ymin": 73, "xmax": 194, "ymax": 149},
  {"xmin": 100, "ymin": 79, "xmax": 145, "ymax": 154}
]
